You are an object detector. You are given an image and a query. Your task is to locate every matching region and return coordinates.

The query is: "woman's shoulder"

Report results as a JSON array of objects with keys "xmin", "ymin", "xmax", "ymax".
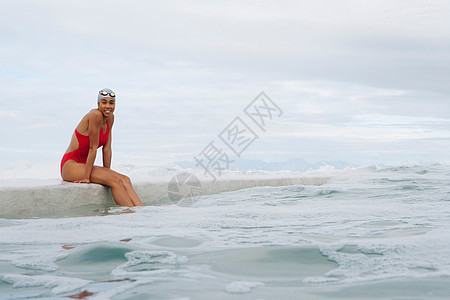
[
  {"xmin": 84, "ymin": 109, "xmax": 103, "ymax": 122},
  {"xmin": 77, "ymin": 109, "xmax": 102, "ymax": 129},
  {"xmin": 88, "ymin": 109, "xmax": 103, "ymax": 118}
]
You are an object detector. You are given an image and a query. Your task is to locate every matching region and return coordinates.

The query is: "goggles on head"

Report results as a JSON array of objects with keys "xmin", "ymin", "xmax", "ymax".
[{"xmin": 99, "ymin": 90, "xmax": 115, "ymax": 97}]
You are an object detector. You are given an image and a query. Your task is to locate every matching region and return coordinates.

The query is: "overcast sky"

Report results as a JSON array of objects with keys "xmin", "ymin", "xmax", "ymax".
[{"xmin": 1, "ymin": 0, "xmax": 449, "ymax": 169}]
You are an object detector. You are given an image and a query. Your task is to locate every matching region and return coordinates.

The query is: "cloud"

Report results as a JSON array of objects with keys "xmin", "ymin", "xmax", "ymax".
[
  {"xmin": 0, "ymin": 110, "xmax": 23, "ymax": 120},
  {"xmin": 0, "ymin": 0, "xmax": 449, "ymax": 166}
]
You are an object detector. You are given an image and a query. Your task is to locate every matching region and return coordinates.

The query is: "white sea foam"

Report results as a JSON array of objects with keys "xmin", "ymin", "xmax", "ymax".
[
  {"xmin": 5, "ymin": 247, "xmax": 69, "ymax": 272},
  {"xmin": 124, "ymin": 250, "xmax": 188, "ymax": 265},
  {"xmin": 112, "ymin": 250, "xmax": 188, "ymax": 278},
  {"xmin": 225, "ymin": 281, "xmax": 264, "ymax": 294},
  {"xmin": 12, "ymin": 259, "xmax": 59, "ymax": 272},
  {"xmin": 1, "ymin": 274, "xmax": 91, "ymax": 294}
]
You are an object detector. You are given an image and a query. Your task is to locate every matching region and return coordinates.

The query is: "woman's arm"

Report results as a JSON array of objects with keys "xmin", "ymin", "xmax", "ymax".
[
  {"xmin": 102, "ymin": 140, "xmax": 112, "ymax": 169},
  {"xmin": 102, "ymin": 115, "xmax": 114, "ymax": 169},
  {"xmin": 79, "ymin": 111, "xmax": 102, "ymax": 183}
]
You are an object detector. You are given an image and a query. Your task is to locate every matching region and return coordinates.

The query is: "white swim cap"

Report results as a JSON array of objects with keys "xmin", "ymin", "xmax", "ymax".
[{"xmin": 97, "ymin": 88, "xmax": 116, "ymax": 104}]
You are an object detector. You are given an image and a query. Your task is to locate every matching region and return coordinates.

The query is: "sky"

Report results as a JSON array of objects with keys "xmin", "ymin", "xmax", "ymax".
[{"xmin": 1, "ymin": 0, "xmax": 449, "ymax": 170}]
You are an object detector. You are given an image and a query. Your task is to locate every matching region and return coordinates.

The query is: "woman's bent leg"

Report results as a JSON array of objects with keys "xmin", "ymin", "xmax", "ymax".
[
  {"xmin": 90, "ymin": 167, "xmax": 135, "ymax": 207},
  {"xmin": 62, "ymin": 161, "xmax": 135, "ymax": 207},
  {"xmin": 119, "ymin": 175, "xmax": 143, "ymax": 206}
]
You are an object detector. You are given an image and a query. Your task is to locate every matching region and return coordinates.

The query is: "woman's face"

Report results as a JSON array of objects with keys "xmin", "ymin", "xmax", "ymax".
[{"xmin": 98, "ymin": 97, "xmax": 115, "ymax": 117}]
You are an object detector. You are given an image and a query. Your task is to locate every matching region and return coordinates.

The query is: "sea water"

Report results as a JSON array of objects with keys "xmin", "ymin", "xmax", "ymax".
[{"xmin": 0, "ymin": 164, "xmax": 450, "ymax": 299}]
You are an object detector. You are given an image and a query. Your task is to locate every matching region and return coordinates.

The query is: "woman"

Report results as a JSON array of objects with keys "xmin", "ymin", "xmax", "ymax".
[{"xmin": 61, "ymin": 88, "xmax": 143, "ymax": 207}]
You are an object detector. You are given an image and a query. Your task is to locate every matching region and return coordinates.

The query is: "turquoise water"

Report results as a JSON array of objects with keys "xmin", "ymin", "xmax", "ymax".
[{"xmin": 1, "ymin": 164, "xmax": 450, "ymax": 299}]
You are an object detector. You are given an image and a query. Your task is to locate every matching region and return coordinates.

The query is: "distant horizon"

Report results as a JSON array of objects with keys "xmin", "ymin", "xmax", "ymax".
[{"xmin": 0, "ymin": 155, "xmax": 446, "ymax": 182}]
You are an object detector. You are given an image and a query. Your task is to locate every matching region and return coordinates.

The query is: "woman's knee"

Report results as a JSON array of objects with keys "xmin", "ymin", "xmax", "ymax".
[
  {"xmin": 111, "ymin": 174, "xmax": 131, "ymax": 187},
  {"xmin": 120, "ymin": 174, "xmax": 132, "ymax": 186},
  {"xmin": 105, "ymin": 173, "xmax": 125, "ymax": 187},
  {"xmin": 91, "ymin": 167, "xmax": 131, "ymax": 188}
]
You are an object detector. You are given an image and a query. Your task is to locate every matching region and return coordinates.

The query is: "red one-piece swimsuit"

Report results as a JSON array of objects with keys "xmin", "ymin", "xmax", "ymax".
[{"xmin": 60, "ymin": 119, "xmax": 110, "ymax": 174}]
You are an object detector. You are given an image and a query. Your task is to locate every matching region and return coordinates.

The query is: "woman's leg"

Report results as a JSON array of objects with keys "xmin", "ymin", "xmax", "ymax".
[
  {"xmin": 62, "ymin": 161, "xmax": 140, "ymax": 207},
  {"xmin": 119, "ymin": 175, "xmax": 143, "ymax": 206},
  {"xmin": 90, "ymin": 167, "xmax": 135, "ymax": 207}
]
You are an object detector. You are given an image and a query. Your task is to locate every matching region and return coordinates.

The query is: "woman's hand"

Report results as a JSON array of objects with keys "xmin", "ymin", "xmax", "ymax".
[{"xmin": 74, "ymin": 178, "xmax": 90, "ymax": 184}]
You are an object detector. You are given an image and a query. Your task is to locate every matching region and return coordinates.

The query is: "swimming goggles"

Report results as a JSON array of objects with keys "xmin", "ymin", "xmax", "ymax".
[{"xmin": 99, "ymin": 90, "xmax": 116, "ymax": 97}]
